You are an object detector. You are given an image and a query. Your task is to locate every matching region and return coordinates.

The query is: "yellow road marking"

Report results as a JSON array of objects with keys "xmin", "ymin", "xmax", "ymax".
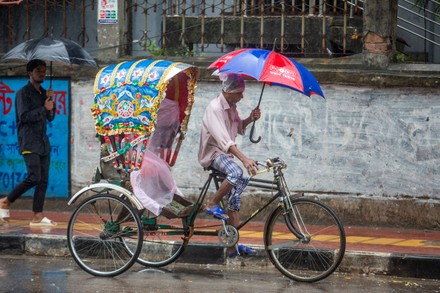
[
  {"xmin": 3, "ymin": 220, "xmax": 68, "ymax": 229},
  {"xmin": 241, "ymin": 232, "xmax": 439, "ymax": 249},
  {"xmin": 346, "ymin": 236, "xmax": 376, "ymax": 242},
  {"xmin": 362, "ymin": 237, "xmax": 405, "ymax": 245},
  {"xmin": 2, "ymin": 220, "xmax": 439, "ymax": 249}
]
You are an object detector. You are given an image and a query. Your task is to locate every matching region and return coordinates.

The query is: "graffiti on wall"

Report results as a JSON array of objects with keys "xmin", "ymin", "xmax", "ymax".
[{"xmin": 0, "ymin": 77, "xmax": 70, "ymax": 198}]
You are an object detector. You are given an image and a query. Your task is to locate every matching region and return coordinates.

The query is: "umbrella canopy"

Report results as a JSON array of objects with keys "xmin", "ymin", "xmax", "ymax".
[
  {"xmin": 209, "ymin": 48, "xmax": 324, "ymax": 142},
  {"xmin": 0, "ymin": 36, "xmax": 98, "ymax": 86},
  {"xmin": 1, "ymin": 36, "xmax": 97, "ymax": 67},
  {"xmin": 208, "ymin": 48, "xmax": 324, "ymax": 98}
]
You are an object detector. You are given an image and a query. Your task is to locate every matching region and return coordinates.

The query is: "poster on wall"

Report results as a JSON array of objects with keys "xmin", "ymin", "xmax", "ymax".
[
  {"xmin": 0, "ymin": 77, "xmax": 70, "ymax": 198},
  {"xmin": 98, "ymin": 0, "xmax": 118, "ymax": 24}
]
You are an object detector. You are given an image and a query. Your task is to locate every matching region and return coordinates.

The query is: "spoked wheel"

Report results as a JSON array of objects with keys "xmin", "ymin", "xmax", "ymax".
[
  {"xmin": 264, "ymin": 198, "xmax": 346, "ymax": 282},
  {"xmin": 121, "ymin": 210, "xmax": 187, "ymax": 267},
  {"xmin": 67, "ymin": 194, "xmax": 143, "ymax": 277}
]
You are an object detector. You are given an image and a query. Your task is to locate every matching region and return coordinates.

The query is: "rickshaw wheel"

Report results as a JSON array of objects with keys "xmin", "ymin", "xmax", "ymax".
[
  {"xmin": 67, "ymin": 194, "xmax": 143, "ymax": 277},
  {"xmin": 121, "ymin": 210, "xmax": 187, "ymax": 267}
]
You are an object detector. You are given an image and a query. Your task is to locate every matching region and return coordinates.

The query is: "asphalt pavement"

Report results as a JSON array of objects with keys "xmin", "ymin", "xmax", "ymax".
[
  {"xmin": 2, "ymin": 255, "xmax": 440, "ymax": 292},
  {"xmin": 0, "ymin": 205, "xmax": 439, "ymax": 280}
]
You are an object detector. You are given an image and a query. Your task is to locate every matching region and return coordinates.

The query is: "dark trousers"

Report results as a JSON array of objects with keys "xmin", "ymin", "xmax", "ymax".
[{"xmin": 7, "ymin": 153, "xmax": 50, "ymax": 213}]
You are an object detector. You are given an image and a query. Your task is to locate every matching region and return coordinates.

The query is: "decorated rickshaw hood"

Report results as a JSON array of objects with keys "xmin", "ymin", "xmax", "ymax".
[{"xmin": 91, "ymin": 59, "xmax": 198, "ymax": 137}]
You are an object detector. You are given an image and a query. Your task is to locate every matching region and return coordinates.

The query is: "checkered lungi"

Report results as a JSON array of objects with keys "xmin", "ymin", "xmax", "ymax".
[{"xmin": 211, "ymin": 154, "xmax": 250, "ymax": 211}]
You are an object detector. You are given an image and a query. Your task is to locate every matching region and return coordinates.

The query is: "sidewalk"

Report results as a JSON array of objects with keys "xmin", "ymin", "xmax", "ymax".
[{"xmin": 1, "ymin": 207, "xmax": 439, "ymax": 280}]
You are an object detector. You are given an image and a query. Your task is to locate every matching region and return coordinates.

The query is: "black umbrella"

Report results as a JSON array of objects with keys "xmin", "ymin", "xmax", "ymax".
[{"xmin": 0, "ymin": 36, "xmax": 98, "ymax": 86}]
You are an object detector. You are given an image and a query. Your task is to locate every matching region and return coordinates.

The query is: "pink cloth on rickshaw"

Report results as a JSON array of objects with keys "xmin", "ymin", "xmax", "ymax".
[
  {"xmin": 130, "ymin": 149, "xmax": 182, "ymax": 216},
  {"xmin": 131, "ymin": 92, "xmax": 182, "ymax": 215}
]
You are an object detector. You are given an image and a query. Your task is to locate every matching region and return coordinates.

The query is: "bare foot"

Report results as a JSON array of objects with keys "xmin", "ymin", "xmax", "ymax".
[
  {"xmin": 31, "ymin": 212, "xmax": 44, "ymax": 223},
  {"xmin": 227, "ymin": 247, "xmax": 237, "ymax": 256},
  {"xmin": 203, "ymin": 203, "xmax": 214, "ymax": 211},
  {"xmin": 0, "ymin": 198, "xmax": 11, "ymax": 222},
  {"xmin": 0, "ymin": 197, "xmax": 10, "ymax": 209},
  {"xmin": 203, "ymin": 200, "xmax": 220, "ymax": 211}
]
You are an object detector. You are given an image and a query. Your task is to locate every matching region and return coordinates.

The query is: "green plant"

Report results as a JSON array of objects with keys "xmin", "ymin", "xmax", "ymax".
[
  {"xmin": 396, "ymin": 52, "xmax": 405, "ymax": 62},
  {"xmin": 146, "ymin": 40, "xmax": 163, "ymax": 56},
  {"xmin": 173, "ymin": 44, "xmax": 192, "ymax": 57}
]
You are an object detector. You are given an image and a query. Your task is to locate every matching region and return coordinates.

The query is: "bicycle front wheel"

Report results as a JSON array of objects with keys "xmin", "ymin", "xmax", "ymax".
[
  {"xmin": 264, "ymin": 198, "xmax": 346, "ymax": 282},
  {"xmin": 67, "ymin": 194, "xmax": 143, "ymax": 277}
]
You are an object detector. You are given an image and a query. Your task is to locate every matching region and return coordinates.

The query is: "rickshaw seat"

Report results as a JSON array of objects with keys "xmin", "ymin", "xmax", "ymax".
[{"xmin": 98, "ymin": 131, "xmax": 183, "ymax": 177}]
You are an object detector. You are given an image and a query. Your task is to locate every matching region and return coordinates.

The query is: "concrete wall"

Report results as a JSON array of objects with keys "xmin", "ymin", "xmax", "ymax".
[{"xmin": 71, "ymin": 80, "xmax": 440, "ymax": 201}]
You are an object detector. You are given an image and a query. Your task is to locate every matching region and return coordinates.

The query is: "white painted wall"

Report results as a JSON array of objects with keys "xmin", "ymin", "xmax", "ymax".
[{"xmin": 71, "ymin": 80, "xmax": 440, "ymax": 199}]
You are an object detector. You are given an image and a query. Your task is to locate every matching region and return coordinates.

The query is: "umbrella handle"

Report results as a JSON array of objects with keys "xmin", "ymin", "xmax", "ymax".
[
  {"xmin": 249, "ymin": 83, "xmax": 265, "ymax": 144},
  {"xmin": 249, "ymin": 120, "xmax": 261, "ymax": 143},
  {"xmin": 49, "ymin": 61, "xmax": 53, "ymax": 89}
]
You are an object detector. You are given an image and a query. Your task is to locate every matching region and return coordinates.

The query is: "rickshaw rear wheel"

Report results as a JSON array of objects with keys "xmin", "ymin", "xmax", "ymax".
[
  {"xmin": 121, "ymin": 210, "xmax": 187, "ymax": 267},
  {"xmin": 67, "ymin": 194, "xmax": 143, "ymax": 277}
]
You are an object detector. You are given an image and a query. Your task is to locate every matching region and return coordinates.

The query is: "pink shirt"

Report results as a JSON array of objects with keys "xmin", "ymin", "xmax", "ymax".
[{"xmin": 198, "ymin": 93, "xmax": 246, "ymax": 168}]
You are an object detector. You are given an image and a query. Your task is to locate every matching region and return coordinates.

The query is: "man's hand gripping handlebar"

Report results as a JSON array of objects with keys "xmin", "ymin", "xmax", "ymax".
[{"xmin": 254, "ymin": 157, "xmax": 287, "ymax": 175}]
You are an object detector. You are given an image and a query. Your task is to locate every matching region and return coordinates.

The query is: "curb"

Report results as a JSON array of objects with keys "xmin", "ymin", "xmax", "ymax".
[
  {"xmin": 1, "ymin": 234, "xmax": 439, "ymax": 279},
  {"xmin": 0, "ymin": 234, "xmax": 69, "ymax": 257}
]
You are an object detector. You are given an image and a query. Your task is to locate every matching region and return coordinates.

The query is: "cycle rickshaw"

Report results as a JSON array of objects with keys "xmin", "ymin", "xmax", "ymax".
[{"xmin": 67, "ymin": 59, "xmax": 346, "ymax": 282}]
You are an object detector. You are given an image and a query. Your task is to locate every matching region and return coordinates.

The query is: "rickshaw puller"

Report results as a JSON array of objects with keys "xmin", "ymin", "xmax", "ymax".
[{"xmin": 198, "ymin": 73, "xmax": 261, "ymax": 257}]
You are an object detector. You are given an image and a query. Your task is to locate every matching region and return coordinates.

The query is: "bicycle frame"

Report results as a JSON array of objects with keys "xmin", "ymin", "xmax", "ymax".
[
  {"xmin": 138, "ymin": 158, "xmax": 307, "ymax": 247},
  {"xmin": 178, "ymin": 161, "xmax": 304, "ymax": 241}
]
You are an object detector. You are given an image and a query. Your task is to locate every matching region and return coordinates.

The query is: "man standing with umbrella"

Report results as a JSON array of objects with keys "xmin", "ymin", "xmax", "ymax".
[
  {"xmin": 198, "ymin": 73, "xmax": 261, "ymax": 257},
  {"xmin": 0, "ymin": 59, "xmax": 57, "ymax": 226}
]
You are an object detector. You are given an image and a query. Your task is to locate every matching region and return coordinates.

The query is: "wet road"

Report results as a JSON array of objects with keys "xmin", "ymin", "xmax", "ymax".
[{"xmin": 0, "ymin": 255, "xmax": 439, "ymax": 293}]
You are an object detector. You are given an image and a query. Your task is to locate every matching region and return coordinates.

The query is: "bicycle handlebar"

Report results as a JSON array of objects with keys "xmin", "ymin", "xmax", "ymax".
[{"xmin": 255, "ymin": 157, "xmax": 287, "ymax": 175}]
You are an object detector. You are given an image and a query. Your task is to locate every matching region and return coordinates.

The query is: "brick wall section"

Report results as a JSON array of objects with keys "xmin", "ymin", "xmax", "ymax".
[
  {"xmin": 364, "ymin": 32, "xmax": 391, "ymax": 54},
  {"xmin": 362, "ymin": 0, "xmax": 398, "ymax": 68}
]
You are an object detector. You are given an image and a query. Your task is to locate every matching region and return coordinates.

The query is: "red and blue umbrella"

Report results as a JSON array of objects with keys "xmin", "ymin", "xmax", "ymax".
[{"xmin": 209, "ymin": 48, "xmax": 324, "ymax": 142}]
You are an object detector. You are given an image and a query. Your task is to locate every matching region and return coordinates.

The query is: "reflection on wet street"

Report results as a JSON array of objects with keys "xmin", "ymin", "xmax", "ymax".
[{"xmin": 0, "ymin": 255, "xmax": 439, "ymax": 293}]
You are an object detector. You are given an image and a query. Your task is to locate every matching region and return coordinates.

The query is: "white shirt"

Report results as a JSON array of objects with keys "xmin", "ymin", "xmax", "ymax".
[{"xmin": 198, "ymin": 93, "xmax": 246, "ymax": 168}]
